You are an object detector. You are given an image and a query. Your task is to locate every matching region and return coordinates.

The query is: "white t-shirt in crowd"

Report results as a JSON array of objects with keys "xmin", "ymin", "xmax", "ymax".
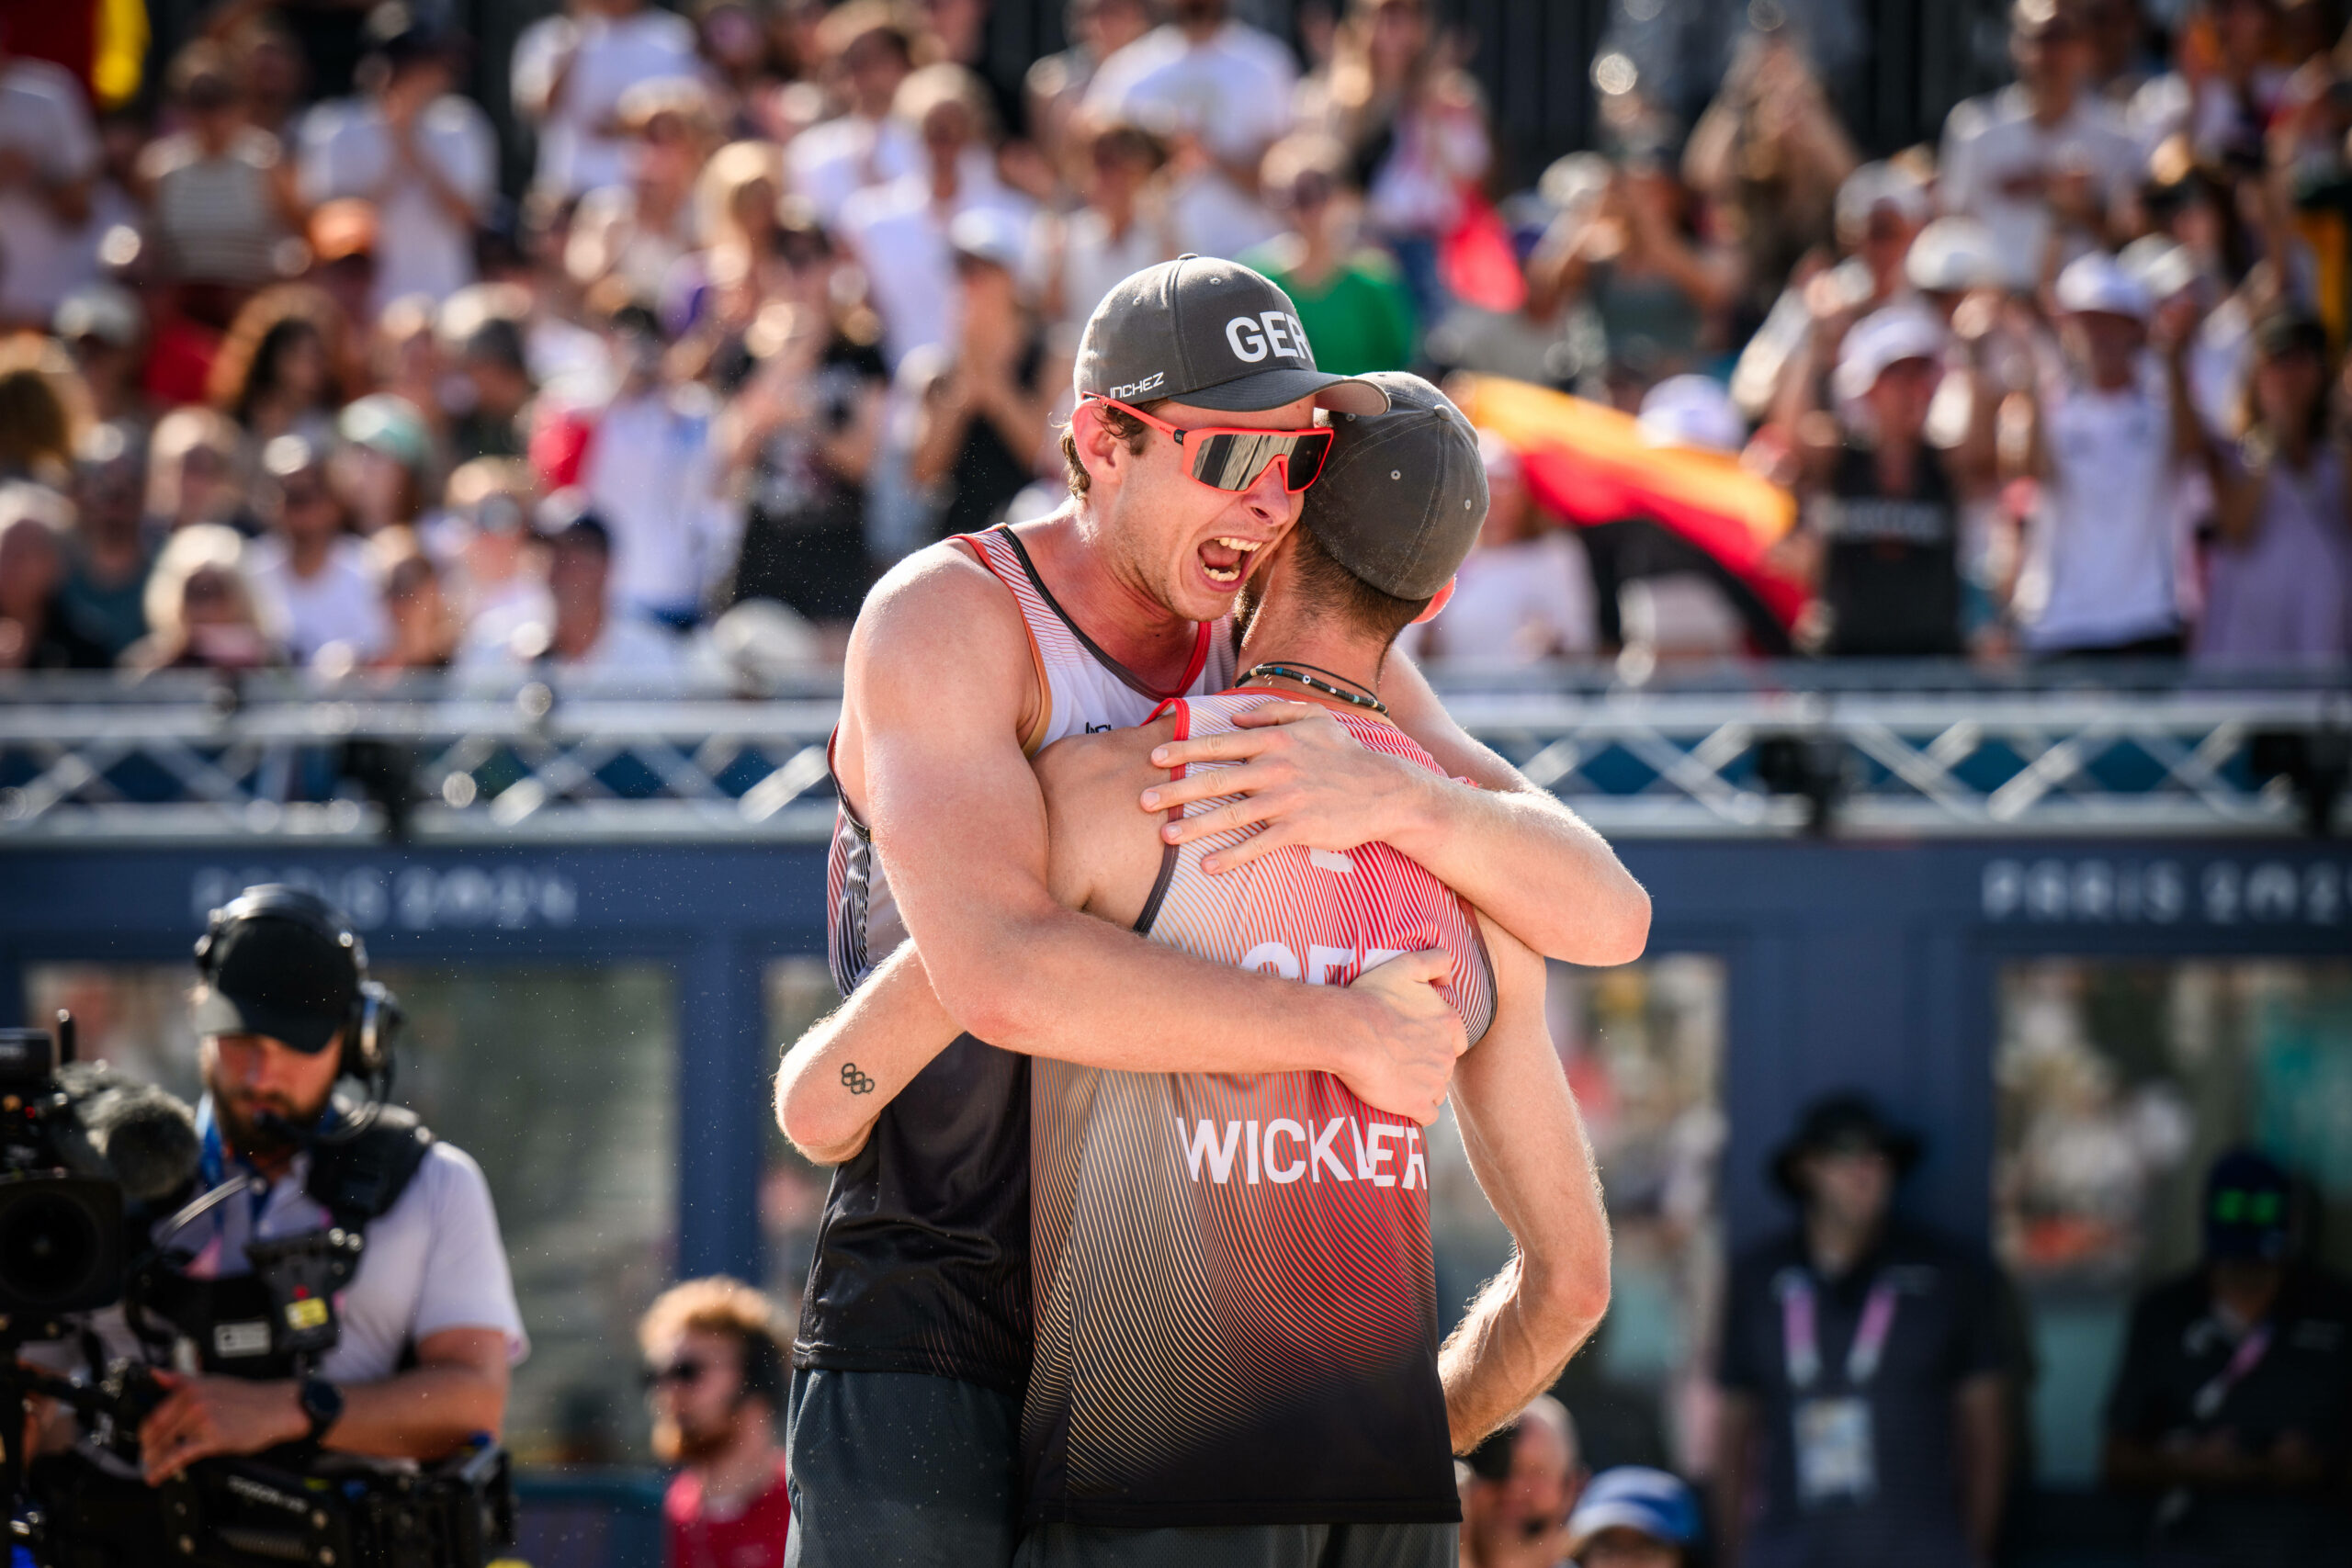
[
  {"xmin": 1396, "ymin": 533, "xmax": 1599, "ymax": 664},
  {"xmin": 1047, "ymin": 201, "xmax": 1185, "ymax": 342},
  {"xmin": 842, "ymin": 172, "xmax": 1035, "ymax": 367},
  {"xmin": 787, "ymin": 113, "xmax": 922, "ymax": 230},
  {"xmin": 1085, "ymin": 21, "xmax": 1297, "ymax": 164},
  {"xmin": 249, "ymin": 536, "xmax": 390, "ymax": 665},
  {"xmin": 457, "ymin": 606, "xmax": 685, "ymax": 676},
  {"xmin": 0, "ymin": 57, "xmax": 102, "ymax": 321},
  {"xmin": 2019, "ymin": 360, "xmax": 2184, "ymax": 653},
  {"xmin": 580, "ymin": 388, "xmax": 741, "ymax": 617},
  {"xmin": 512, "ymin": 6, "xmax": 701, "ymax": 198},
  {"xmin": 299, "ymin": 94, "xmax": 497, "ymax": 311},
  {"xmin": 1938, "ymin": 87, "xmax": 2141, "ymax": 290}
]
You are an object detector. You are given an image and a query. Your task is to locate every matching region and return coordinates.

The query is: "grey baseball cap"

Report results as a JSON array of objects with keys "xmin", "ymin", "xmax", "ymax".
[
  {"xmin": 1297, "ymin": 372, "xmax": 1487, "ymax": 601},
  {"xmin": 1074, "ymin": 254, "xmax": 1389, "ymax": 416}
]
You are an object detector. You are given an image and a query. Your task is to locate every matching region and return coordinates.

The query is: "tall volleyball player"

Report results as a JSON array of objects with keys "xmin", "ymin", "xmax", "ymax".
[{"xmin": 787, "ymin": 259, "xmax": 1649, "ymax": 1564}]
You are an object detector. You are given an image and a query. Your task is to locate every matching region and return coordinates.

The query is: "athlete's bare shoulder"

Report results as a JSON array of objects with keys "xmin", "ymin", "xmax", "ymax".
[
  {"xmin": 1035, "ymin": 712, "xmax": 1179, "ymax": 924},
  {"xmin": 848, "ymin": 536, "xmax": 1027, "ymax": 673}
]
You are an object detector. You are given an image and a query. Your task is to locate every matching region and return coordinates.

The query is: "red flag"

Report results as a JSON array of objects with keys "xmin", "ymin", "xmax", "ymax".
[{"xmin": 1439, "ymin": 186, "xmax": 1527, "ymax": 315}]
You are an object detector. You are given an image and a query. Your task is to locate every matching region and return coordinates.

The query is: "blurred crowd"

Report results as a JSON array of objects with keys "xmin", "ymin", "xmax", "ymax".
[{"xmin": 3, "ymin": 0, "xmax": 2351, "ymax": 686}]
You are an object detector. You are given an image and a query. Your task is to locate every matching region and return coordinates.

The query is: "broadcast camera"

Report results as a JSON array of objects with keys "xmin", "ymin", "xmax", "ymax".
[{"xmin": 0, "ymin": 1014, "xmax": 514, "ymax": 1568}]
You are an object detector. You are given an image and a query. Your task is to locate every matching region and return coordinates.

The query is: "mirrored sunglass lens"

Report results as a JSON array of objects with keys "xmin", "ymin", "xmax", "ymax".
[
  {"xmin": 1187, "ymin": 430, "xmax": 1332, "ymax": 491},
  {"xmin": 1283, "ymin": 431, "xmax": 1332, "ymax": 490}
]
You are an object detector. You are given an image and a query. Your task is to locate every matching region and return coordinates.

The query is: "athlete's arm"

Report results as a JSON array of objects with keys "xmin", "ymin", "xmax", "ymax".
[
  {"xmin": 1147, "ymin": 659, "xmax": 1651, "ymax": 966},
  {"xmin": 843, "ymin": 551, "xmax": 1465, "ymax": 1122},
  {"xmin": 1438, "ymin": 911, "xmax": 1612, "ymax": 1452},
  {"xmin": 775, "ymin": 941, "xmax": 952, "ymax": 1165}
]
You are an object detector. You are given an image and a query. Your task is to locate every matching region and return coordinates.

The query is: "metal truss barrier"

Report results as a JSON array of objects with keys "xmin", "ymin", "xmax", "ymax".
[{"xmin": 0, "ymin": 670, "xmax": 2346, "ymax": 842}]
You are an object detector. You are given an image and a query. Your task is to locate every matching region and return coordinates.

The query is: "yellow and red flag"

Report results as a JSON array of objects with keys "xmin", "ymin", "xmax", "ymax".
[{"xmin": 1451, "ymin": 373, "xmax": 1808, "ymax": 630}]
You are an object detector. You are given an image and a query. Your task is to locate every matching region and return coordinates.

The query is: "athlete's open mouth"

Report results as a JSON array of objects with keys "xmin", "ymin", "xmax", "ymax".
[{"xmin": 1198, "ymin": 536, "xmax": 1261, "ymax": 587}]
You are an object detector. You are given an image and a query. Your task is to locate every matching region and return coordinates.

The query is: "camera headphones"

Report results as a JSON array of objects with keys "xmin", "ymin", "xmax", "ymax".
[{"xmin": 193, "ymin": 885, "xmax": 401, "ymax": 1100}]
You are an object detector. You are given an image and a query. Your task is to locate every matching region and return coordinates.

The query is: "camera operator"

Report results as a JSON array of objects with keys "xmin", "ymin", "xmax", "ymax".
[{"xmin": 92, "ymin": 885, "xmax": 526, "ymax": 1485}]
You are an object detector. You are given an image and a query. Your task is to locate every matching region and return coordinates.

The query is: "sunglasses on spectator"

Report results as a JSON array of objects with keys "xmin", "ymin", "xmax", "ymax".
[
  {"xmin": 1081, "ymin": 395, "xmax": 1334, "ymax": 493},
  {"xmin": 643, "ymin": 1358, "xmax": 710, "ymax": 1389}
]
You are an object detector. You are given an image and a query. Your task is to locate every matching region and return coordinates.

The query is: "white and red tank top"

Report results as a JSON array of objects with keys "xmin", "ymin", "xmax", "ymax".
[
  {"xmin": 1023, "ymin": 691, "xmax": 1495, "ymax": 1527},
  {"xmin": 796, "ymin": 525, "xmax": 1237, "ymax": 1394}
]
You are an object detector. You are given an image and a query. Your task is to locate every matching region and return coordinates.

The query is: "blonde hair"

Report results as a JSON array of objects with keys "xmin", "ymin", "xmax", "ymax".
[
  {"xmin": 697, "ymin": 140, "xmax": 787, "ymax": 246},
  {"xmin": 142, "ymin": 524, "xmax": 282, "ymax": 650},
  {"xmin": 638, "ymin": 1276, "xmax": 786, "ymax": 1360},
  {"xmin": 144, "ymin": 407, "xmax": 244, "ymax": 524}
]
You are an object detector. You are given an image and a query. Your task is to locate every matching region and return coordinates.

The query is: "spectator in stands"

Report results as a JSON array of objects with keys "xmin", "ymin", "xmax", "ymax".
[
  {"xmin": 53, "ymin": 284, "xmax": 151, "ymax": 434},
  {"xmin": 785, "ymin": 1, "xmax": 919, "ymax": 230},
  {"xmin": 369, "ymin": 536, "xmax": 459, "ymax": 671},
  {"xmin": 2009, "ymin": 252, "xmax": 2199, "ymax": 658},
  {"xmin": 0, "ymin": 485, "xmax": 111, "ymax": 670},
  {"xmin": 439, "ymin": 457, "xmax": 549, "ymax": 656},
  {"xmin": 462, "ymin": 513, "xmax": 681, "ymax": 673},
  {"xmin": 694, "ymin": 0, "xmax": 792, "ymax": 141},
  {"xmin": 2130, "ymin": 0, "xmax": 2292, "ymax": 167},
  {"xmin": 1041, "ymin": 120, "xmax": 1180, "ymax": 344},
  {"xmin": 1085, "ymin": 0, "xmax": 1296, "ymax": 260},
  {"xmin": 446, "ymin": 310, "xmax": 537, "ymax": 465},
  {"xmin": 0, "ymin": 20, "xmax": 100, "ymax": 330},
  {"xmin": 298, "ymin": 6, "xmax": 495, "ymax": 315},
  {"xmin": 127, "ymin": 522, "xmax": 283, "ymax": 672},
  {"xmin": 368, "ymin": 298, "xmax": 449, "ymax": 455},
  {"xmin": 224, "ymin": 15, "xmax": 310, "ymax": 143},
  {"xmin": 1026, "ymin": 0, "xmax": 1155, "ymax": 177},
  {"xmin": 1243, "ymin": 134, "xmax": 1419, "ymax": 376},
  {"xmin": 207, "ymin": 286, "xmax": 349, "ymax": 453},
  {"xmin": 1780, "ymin": 305, "xmax": 1984, "ymax": 659},
  {"xmin": 247, "ymin": 434, "xmax": 388, "ymax": 666},
  {"xmin": 1398, "ymin": 431, "xmax": 1597, "ymax": 664},
  {"xmin": 2102, "ymin": 1148, "xmax": 2352, "ymax": 1568},
  {"xmin": 0, "ymin": 339, "xmax": 84, "ymax": 488},
  {"xmin": 302, "ymin": 197, "xmax": 385, "ymax": 336},
  {"xmin": 1526, "ymin": 157, "xmax": 1739, "ymax": 405},
  {"xmin": 639, "ymin": 1277, "xmax": 793, "ymax": 1568},
  {"xmin": 2197, "ymin": 310, "xmax": 2352, "ymax": 663},
  {"xmin": 580, "ymin": 302, "xmax": 736, "ymax": 628},
  {"xmin": 907, "ymin": 208, "xmax": 1061, "ymax": 545},
  {"xmin": 669, "ymin": 137, "xmax": 787, "ymax": 339},
  {"xmin": 569, "ymin": 78, "xmax": 725, "ymax": 301},
  {"xmin": 334, "ymin": 392, "xmax": 434, "ymax": 536},
  {"xmin": 136, "ymin": 41, "xmax": 303, "ymax": 318},
  {"xmin": 843, "ymin": 62, "xmax": 1030, "ymax": 369},
  {"xmin": 1683, "ymin": 34, "xmax": 1860, "ymax": 337},
  {"xmin": 717, "ymin": 224, "xmax": 888, "ymax": 637},
  {"xmin": 60, "ymin": 423, "xmax": 152, "ymax": 660},
  {"xmin": 1715, "ymin": 1094, "xmax": 2009, "ymax": 1568},
  {"xmin": 1565, "ymin": 1466, "xmax": 1706, "ymax": 1568},
  {"xmin": 143, "ymin": 407, "xmax": 248, "ymax": 536},
  {"xmin": 1459, "ymin": 1394, "xmax": 1586, "ymax": 1568},
  {"xmin": 512, "ymin": 0, "xmax": 703, "ymax": 205},
  {"xmin": 1938, "ymin": 0, "xmax": 2138, "ymax": 292},
  {"xmin": 1301, "ymin": 0, "xmax": 1492, "ymax": 320}
]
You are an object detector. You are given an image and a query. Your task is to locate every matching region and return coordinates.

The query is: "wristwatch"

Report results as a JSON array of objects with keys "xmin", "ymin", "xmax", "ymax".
[{"xmin": 298, "ymin": 1376, "xmax": 345, "ymax": 1444}]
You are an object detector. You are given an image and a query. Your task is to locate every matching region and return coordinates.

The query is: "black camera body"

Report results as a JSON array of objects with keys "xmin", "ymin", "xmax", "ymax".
[{"xmin": 0, "ymin": 1025, "xmax": 132, "ymax": 1325}]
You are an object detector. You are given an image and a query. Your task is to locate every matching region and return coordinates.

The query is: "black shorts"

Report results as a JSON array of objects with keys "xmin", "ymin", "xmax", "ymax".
[
  {"xmin": 784, "ymin": 1366, "xmax": 1023, "ymax": 1568},
  {"xmin": 1014, "ymin": 1522, "xmax": 1459, "ymax": 1568}
]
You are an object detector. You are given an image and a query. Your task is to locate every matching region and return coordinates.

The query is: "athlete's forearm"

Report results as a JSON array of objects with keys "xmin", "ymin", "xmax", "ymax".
[
  {"xmin": 944, "ymin": 903, "xmax": 1374, "ymax": 1079},
  {"xmin": 1382, "ymin": 659, "xmax": 1650, "ymax": 966},
  {"xmin": 775, "ymin": 942, "xmax": 962, "ymax": 1165},
  {"xmin": 1441, "ymin": 914, "xmax": 1612, "ymax": 1450}
]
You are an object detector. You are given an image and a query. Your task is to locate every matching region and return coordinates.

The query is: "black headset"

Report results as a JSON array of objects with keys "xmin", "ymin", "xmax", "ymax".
[{"xmin": 193, "ymin": 885, "xmax": 401, "ymax": 1099}]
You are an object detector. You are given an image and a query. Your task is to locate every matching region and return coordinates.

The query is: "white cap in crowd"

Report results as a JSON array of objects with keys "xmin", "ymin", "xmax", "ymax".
[
  {"xmin": 1836, "ymin": 161, "xmax": 1931, "ymax": 236},
  {"xmin": 1905, "ymin": 217, "xmax": 1996, "ymax": 294},
  {"xmin": 1636, "ymin": 375, "xmax": 1747, "ymax": 454},
  {"xmin": 2053, "ymin": 252, "xmax": 2153, "ymax": 321},
  {"xmin": 1834, "ymin": 306, "xmax": 1948, "ymax": 402}
]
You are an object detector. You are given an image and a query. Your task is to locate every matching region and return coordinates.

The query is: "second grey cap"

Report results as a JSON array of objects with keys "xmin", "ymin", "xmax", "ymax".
[
  {"xmin": 1298, "ymin": 371, "xmax": 1487, "ymax": 602},
  {"xmin": 1075, "ymin": 254, "xmax": 1388, "ymax": 416}
]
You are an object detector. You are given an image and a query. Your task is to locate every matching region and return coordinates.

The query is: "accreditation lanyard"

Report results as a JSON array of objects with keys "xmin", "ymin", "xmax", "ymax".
[
  {"xmin": 1780, "ymin": 1270, "xmax": 1901, "ymax": 1391},
  {"xmin": 2191, "ymin": 1321, "xmax": 2273, "ymax": 1422}
]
